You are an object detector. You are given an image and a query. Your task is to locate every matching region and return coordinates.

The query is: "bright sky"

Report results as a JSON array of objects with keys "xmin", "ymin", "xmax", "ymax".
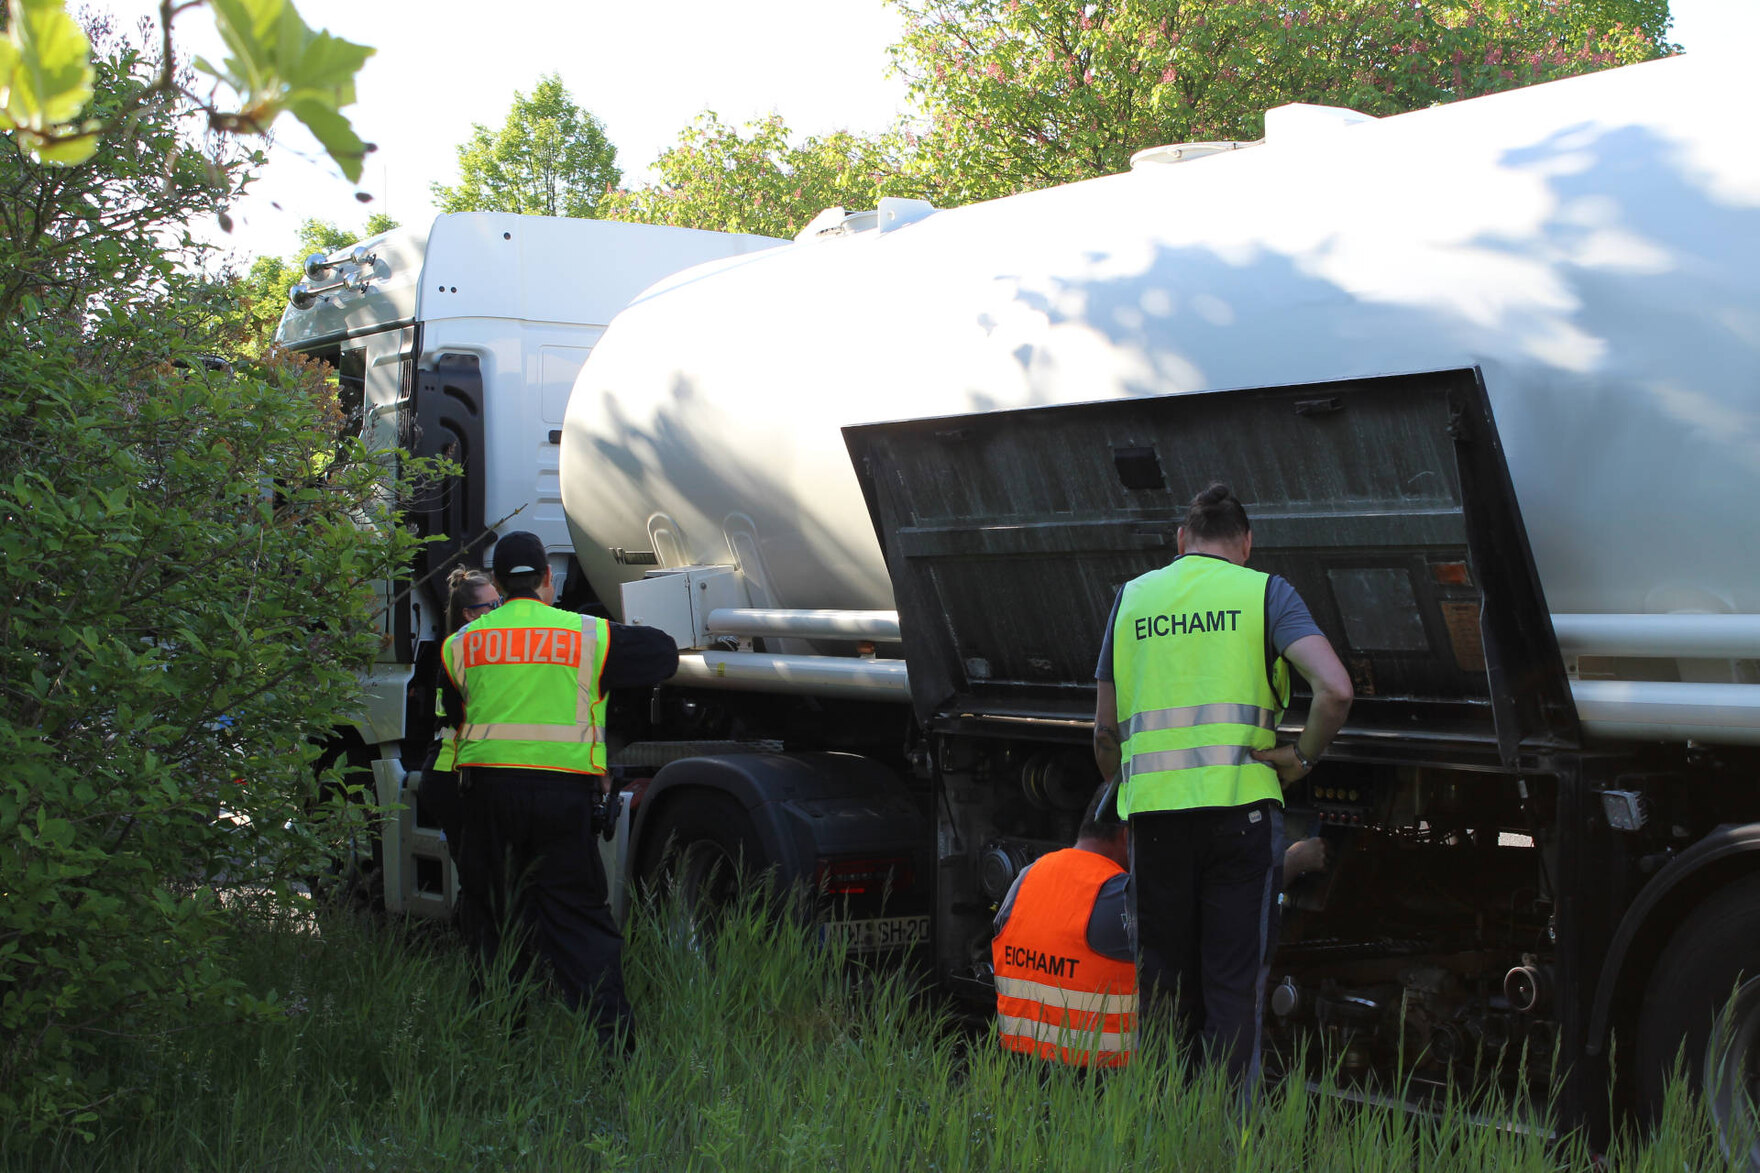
[
  {"xmin": 94, "ymin": 0, "xmax": 1752, "ymax": 265},
  {"xmin": 95, "ymin": 0, "xmax": 913, "ymax": 262}
]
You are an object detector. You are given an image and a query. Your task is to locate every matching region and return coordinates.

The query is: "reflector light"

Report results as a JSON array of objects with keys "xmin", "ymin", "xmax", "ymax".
[
  {"xmin": 814, "ymin": 856, "xmax": 913, "ymax": 896},
  {"xmin": 1430, "ymin": 561, "xmax": 1473, "ymax": 586}
]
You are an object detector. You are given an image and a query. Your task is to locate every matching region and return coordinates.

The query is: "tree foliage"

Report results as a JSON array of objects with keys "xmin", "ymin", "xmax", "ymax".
[
  {"xmin": 889, "ymin": 0, "xmax": 1674, "ymax": 202},
  {"xmin": 1, "ymin": 0, "xmax": 373, "ymax": 178},
  {"xmin": 601, "ymin": 111, "xmax": 931, "ymax": 239},
  {"xmin": 431, "ymin": 73, "xmax": 620, "ymax": 219},
  {"xmin": 0, "ymin": 18, "xmax": 413, "ymax": 1133},
  {"xmin": 0, "ymin": 26, "xmax": 252, "ymax": 323},
  {"xmin": 281, "ymin": 211, "xmax": 397, "ymax": 260},
  {"xmin": 600, "ymin": 0, "xmax": 1674, "ymax": 231}
]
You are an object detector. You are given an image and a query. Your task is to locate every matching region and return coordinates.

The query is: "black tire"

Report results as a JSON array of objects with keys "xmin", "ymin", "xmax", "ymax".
[
  {"xmin": 638, "ymin": 791, "xmax": 768, "ymax": 921},
  {"xmin": 1705, "ymin": 975, "xmax": 1760, "ymax": 1169},
  {"xmin": 1636, "ymin": 871, "xmax": 1760, "ymax": 1159},
  {"xmin": 306, "ymin": 736, "xmax": 385, "ymax": 911}
]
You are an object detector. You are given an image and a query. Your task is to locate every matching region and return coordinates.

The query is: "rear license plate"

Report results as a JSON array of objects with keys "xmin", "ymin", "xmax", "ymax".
[{"xmin": 820, "ymin": 915, "xmax": 929, "ymax": 952}]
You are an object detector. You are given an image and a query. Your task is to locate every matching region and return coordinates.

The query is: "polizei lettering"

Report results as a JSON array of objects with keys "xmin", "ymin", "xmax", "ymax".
[
  {"xmin": 1002, "ymin": 944, "xmax": 1081, "ymax": 979},
  {"xmin": 1132, "ymin": 609, "xmax": 1243, "ymax": 641},
  {"xmin": 461, "ymin": 626, "xmax": 583, "ymax": 669}
]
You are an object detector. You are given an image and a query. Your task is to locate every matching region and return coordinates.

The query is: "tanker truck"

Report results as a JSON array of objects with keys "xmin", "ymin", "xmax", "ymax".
[{"xmin": 280, "ymin": 48, "xmax": 1758, "ymax": 1150}]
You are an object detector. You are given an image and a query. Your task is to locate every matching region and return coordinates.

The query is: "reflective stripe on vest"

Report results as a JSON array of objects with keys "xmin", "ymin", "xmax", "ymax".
[
  {"xmin": 1113, "ymin": 556, "xmax": 1290, "ymax": 815},
  {"xmin": 995, "ymin": 1012, "xmax": 1134, "ymax": 1057},
  {"xmin": 1123, "ymin": 702, "xmax": 1277, "ymax": 738},
  {"xmin": 432, "ymin": 685, "xmax": 460, "ymax": 772},
  {"xmin": 441, "ymin": 599, "xmax": 609, "ymax": 775},
  {"xmin": 991, "ymin": 848, "xmax": 1136, "ymax": 1068},
  {"xmin": 995, "ymin": 975, "xmax": 1140, "ymax": 1018},
  {"xmin": 435, "ymin": 728, "xmax": 457, "ymax": 772},
  {"xmin": 1125, "ymin": 744, "xmax": 1259, "ymax": 773}
]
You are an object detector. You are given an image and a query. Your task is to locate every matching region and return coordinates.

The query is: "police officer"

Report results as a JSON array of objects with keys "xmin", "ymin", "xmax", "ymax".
[
  {"xmin": 1092, "ymin": 483, "xmax": 1352, "ymax": 1086},
  {"xmin": 991, "ymin": 785, "xmax": 1136, "ymax": 1069},
  {"xmin": 441, "ymin": 531, "xmax": 678, "ymax": 1049}
]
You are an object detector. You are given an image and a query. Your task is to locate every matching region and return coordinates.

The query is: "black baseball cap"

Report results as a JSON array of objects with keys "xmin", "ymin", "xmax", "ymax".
[{"xmin": 492, "ymin": 530, "xmax": 547, "ymax": 578}]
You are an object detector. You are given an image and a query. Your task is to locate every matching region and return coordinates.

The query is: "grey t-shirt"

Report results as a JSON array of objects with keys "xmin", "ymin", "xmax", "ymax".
[{"xmin": 1094, "ymin": 554, "xmax": 1321, "ymax": 682}]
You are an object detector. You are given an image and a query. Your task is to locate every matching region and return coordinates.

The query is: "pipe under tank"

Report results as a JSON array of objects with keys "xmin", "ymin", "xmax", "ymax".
[
  {"xmin": 1552, "ymin": 613, "xmax": 1760, "ymax": 659},
  {"xmin": 671, "ymin": 651, "xmax": 910, "ymax": 701},
  {"xmin": 705, "ymin": 608, "xmax": 901, "ymax": 641}
]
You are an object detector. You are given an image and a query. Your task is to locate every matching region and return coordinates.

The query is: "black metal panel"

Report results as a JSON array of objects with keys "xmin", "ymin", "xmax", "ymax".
[
  {"xmin": 845, "ymin": 368, "xmax": 1577, "ymax": 757},
  {"xmin": 1448, "ymin": 371, "xmax": 1581, "ymax": 760},
  {"xmin": 405, "ymin": 352, "xmax": 491, "ymax": 592},
  {"xmin": 389, "ymin": 327, "xmax": 419, "ymax": 663}
]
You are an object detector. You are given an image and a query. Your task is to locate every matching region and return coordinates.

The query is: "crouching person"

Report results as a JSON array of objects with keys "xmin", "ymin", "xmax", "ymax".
[{"xmin": 991, "ymin": 784, "xmax": 1135, "ymax": 1068}]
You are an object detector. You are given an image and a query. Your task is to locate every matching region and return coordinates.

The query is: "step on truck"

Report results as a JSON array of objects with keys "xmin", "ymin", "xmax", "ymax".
[{"xmin": 281, "ymin": 48, "xmax": 1760, "ymax": 1158}]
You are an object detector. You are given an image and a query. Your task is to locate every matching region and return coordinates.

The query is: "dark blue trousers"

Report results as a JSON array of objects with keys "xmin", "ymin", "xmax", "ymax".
[
  {"xmin": 457, "ymin": 767, "xmax": 633, "ymax": 1049},
  {"xmin": 1129, "ymin": 801, "xmax": 1283, "ymax": 1086}
]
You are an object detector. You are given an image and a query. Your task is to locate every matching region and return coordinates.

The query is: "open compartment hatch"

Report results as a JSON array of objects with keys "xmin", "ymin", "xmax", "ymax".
[{"xmin": 844, "ymin": 367, "xmax": 1578, "ymax": 766}]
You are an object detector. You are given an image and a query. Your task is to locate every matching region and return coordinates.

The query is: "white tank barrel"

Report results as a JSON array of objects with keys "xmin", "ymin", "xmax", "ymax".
[{"xmin": 563, "ymin": 53, "xmax": 1760, "ymax": 742}]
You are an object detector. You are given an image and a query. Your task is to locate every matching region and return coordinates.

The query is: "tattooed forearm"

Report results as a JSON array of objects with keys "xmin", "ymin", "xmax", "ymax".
[{"xmin": 1093, "ymin": 722, "xmax": 1122, "ymax": 779}]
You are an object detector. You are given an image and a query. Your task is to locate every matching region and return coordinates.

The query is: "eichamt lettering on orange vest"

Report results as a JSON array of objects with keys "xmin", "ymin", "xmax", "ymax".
[
  {"xmin": 460, "ymin": 626, "xmax": 584, "ymax": 669},
  {"xmin": 1001, "ymin": 944, "xmax": 1081, "ymax": 979},
  {"xmin": 1132, "ymin": 609, "xmax": 1243, "ymax": 641}
]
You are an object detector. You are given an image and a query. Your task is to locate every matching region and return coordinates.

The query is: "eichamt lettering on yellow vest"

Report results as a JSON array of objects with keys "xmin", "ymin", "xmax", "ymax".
[
  {"xmin": 1130, "ymin": 608, "xmax": 1244, "ymax": 640},
  {"xmin": 1112, "ymin": 556, "xmax": 1291, "ymax": 816}
]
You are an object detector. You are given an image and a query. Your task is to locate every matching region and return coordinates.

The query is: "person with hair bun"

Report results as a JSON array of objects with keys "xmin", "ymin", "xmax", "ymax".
[
  {"xmin": 416, "ymin": 565, "xmax": 502, "ymax": 860},
  {"xmin": 1092, "ymin": 482, "xmax": 1352, "ymax": 1089}
]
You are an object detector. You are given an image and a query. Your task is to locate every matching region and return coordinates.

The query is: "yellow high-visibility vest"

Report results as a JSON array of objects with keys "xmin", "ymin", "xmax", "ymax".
[
  {"xmin": 441, "ymin": 599, "xmax": 610, "ymax": 775},
  {"xmin": 433, "ymin": 686, "xmax": 457, "ymax": 772},
  {"xmin": 1113, "ymin": 556, "xmax": 1290, "ymax": 814}
]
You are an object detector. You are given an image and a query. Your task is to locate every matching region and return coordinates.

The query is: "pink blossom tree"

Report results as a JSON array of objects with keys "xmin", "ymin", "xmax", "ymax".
[{"xmin": 890, "ymin": 0, "xmax": 1673, "ymax": 203}]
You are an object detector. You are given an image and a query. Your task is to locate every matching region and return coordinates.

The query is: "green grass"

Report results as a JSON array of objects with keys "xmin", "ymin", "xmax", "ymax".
[{"xmin": 3, "ymin": 892, "xmax": 1746, "ymax": 1172}]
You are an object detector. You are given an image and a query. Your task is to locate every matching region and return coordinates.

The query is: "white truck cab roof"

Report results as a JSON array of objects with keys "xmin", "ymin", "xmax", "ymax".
[{"xmin": 276, "ymin": 212, "xmax": 782, "ymax": 348}]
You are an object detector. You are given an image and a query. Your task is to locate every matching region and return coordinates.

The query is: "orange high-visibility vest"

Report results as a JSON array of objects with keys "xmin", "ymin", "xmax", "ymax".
[{"xmin": 992, "ymin": 848, "xmax": 1137, "ymax": 1068}]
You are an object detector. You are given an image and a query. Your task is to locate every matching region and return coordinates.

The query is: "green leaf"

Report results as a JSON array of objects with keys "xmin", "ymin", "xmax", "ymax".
[
  {"xmin": 0, "ymin": 0, "xmax": 95, "ymax": 165},
  {"xmin": 285, "ymin": 96, "xmax": 370, "ymax": 181},
  {"xmin": 13, "ymin": 120, "xmax": 95, "ymax": 163},
  {"xmin": 0, "ymin": 38, "xmax": 18, "ymax": 128},
  {"xmin": 0, "ymin": 0, "xmax": 93, "ymax": 128},
  {"xmin": 201, "ymin": 0, "xmax": 375, "ymax": 180}
]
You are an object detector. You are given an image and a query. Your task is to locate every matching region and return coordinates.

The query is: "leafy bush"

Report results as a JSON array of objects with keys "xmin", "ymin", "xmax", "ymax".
[{"xmin": 0, "ymin": 19, "xmax": 410, "ymax": 1133}]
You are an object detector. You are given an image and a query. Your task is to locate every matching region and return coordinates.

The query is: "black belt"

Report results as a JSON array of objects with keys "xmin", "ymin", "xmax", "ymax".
[{"xmin": 460, "ymin": 766, "xmax": 621, "ymax": 839}]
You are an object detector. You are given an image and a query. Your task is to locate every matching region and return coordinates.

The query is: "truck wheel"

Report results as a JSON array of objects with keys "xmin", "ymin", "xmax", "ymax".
[
  {"xmin": 307, "ymin": 736, "xmax": 384, "ymax": 911},
  {"xmin": 640, "ymin": 792, "xmax": 767, "ymax": 922},
  {"xmin": 1705, "ymin": 975, "xmax": 1760, "ymax": 1169},
  {"xmin": 1636, "ymin": 871, "xmax": 1760, "ymax": 1161}
]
